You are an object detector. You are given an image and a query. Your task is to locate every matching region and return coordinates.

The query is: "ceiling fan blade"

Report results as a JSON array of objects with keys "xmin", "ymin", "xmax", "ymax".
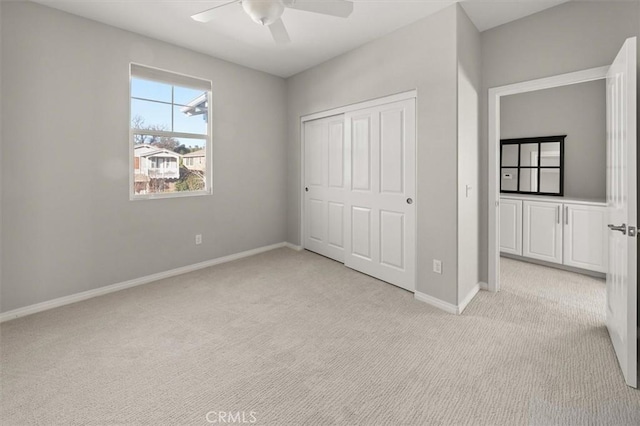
[
  {"xmin": 191, "ymin": 0, "xmax": 240, "ymax": 23},
  {"xmin": 269, "ymin": 18, "xmax": 291, "ymax": 44},
  {"xmin": 285, "ymin": 0, "xmax": 353, "ymax": 18}
]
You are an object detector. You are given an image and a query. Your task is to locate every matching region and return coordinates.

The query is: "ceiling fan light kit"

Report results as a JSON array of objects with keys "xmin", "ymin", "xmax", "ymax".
[
  {"xmin": 191, "ymin": 0, "xmax": 354, "ymax": 44},
  {"xmin": 242, "ymin": 0, "xmax": 285, "ymax": 26}
]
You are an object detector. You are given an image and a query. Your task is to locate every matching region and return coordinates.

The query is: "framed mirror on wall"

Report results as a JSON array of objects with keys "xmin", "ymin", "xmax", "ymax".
[{"xmin": 500, "ymin": 135, "xmax": 565, "ymax": 196}]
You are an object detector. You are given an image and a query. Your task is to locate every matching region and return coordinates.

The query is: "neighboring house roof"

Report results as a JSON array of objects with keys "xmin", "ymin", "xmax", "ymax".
[
  {"xmin": 134, "ymin": 145, "xmax": 182, "ymax": 159},
  {"xmin": 183, "ymin": 149, "xmax": 205, "ymax": 158}
]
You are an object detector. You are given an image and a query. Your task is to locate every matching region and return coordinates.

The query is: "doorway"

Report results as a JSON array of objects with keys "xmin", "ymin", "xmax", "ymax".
[{"xmin": 487, "ymin": 38, "xmax": 637, "ymax": 388}]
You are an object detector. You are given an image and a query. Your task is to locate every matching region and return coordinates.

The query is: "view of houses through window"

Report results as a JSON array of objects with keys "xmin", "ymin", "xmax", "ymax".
[{"xmin": 130, "ymin": 67, "xmax": 211, "ymax": 197}]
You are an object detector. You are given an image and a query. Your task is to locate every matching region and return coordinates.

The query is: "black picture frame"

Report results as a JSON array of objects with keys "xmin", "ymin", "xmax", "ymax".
[{"xmin": 500, "ymin": 135, "xmax": 565, "ymax": 196}]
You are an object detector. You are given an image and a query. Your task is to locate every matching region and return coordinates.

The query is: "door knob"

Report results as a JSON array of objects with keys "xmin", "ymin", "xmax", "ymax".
[
  {"xmin": 608, "ymin": 223, "xmax": 627, "ymax": 235},
  {"xmin": 406, "ymin": 198, "xmax": 413, "ymax": 205},
  {"xmin": 305, "ymin": 187, "xmax": 309, "ymax": 192}
]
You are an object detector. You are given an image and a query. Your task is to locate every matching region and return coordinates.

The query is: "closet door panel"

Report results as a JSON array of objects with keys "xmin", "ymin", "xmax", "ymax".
[
  {"xmin": 344, "ymin": 99, "xmax": 416, "ymax": 292},
  {"xmin": 328, "ymin": 121, "xmax": 345, "ymax": 189},
  {"xmin": 380, "ymin": 108, "xmax": 405, "ymax": 194},
  {"xmin": 327, "ymin": 202, "xmax": 345, "ymax": 249},
  {"xmin": 351, "ymin": 207, "xmax": 372, "ymax": 260},
  {"xmin": 351, "ymin": 115, "xmax": 372, "ymax": 192},
  {"xmin": 303, "ymin": 115, "xmax": 345, "ymax": 262},
  {"xmin": 380, "ymin": 210, "xmax": 405, "ymax": 269}
]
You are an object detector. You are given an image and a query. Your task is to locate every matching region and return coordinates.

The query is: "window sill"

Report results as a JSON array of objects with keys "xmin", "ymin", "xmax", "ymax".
[{"xmin": 130, "ymin": 189, "xmax": 212, "ymax": 201}]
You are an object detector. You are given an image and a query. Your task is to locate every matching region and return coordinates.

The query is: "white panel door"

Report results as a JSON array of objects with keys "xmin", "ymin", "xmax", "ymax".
[
  {"xmin": 605, "ymin": 37, "xmax": 637, "ymax": 388},
  {"xmin": 344, "ymin": 99, "xmax": 416, "ymax": 292},
  {"xmin": 563, "ymin": 204, "xmax": 608, "ymax": 273},
  {"xmin": 522, "ymin": 201, "xmax": 563, "ymax": 264},
  {"xmin": 304, "ymin": 115, "xmax": 346, "ymax": 262},
  {"xmin": 499, "ymin": 198, "xmax": 522, "ymax": 256}
]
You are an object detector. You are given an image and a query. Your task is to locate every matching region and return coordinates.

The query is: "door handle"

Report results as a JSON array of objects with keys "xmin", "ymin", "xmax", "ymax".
[
  {"xmin": 565, "ymin": 206, "xmax": 568, "ymax": 225},
  {"xmin": 305, "ymin": 187, "xmax": 309, "ymax": 192},
  {"xmin": 406, "ymin": 198, "xmax": 413, "ymax": 205},
  {"xmin": 608, "ymin": 223, "xmax": 627, "ymax": 235},
  {"xmin": 556, "ymin": 206, "xmax": 560, "ymax": 224}
]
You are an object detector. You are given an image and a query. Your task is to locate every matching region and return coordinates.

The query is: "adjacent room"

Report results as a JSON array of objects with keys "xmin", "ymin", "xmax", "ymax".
[
  {"xmin": 497, "ymin": 79, "xmax": 613, "ymax": 394},
  {"xmin": 1, "ymin": 1, "xmax": 639, "ymax": 424}
]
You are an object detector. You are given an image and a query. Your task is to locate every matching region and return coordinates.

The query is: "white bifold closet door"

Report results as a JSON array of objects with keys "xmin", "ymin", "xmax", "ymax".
[
  {"xmin": 344, "ymin": 99, "xmax": 416, "ymax": 292},
  {"xmin": 303, "ymin": 115, "xmax": 346, "ymax": 262}
]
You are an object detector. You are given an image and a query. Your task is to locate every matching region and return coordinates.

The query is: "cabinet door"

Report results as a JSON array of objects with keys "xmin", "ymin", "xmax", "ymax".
[
  {"xmin": 563, "ymin": 204, "xmax": 608, "ymax": 272},
  {"xmin": 500, "ymin": 199, "xmax": 522, "ymax": 255},
  {"xmin": 523, "ymin": 201, "xmax": 563, "ymax": 264}
]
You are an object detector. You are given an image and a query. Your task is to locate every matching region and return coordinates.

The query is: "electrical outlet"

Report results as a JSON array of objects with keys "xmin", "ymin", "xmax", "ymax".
[
  {"xmin": 195, "ymin": 234, "xmax": 202, "ymax": 245},
  {"xmin": 433, "ymin": 259, "xmax": 442, "ymax": 274}
]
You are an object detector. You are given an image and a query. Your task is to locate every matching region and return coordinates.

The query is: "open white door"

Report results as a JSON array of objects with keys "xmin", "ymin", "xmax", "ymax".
[
  {"xmin": 344, "ymin": 99, "xmax": 416, "ymax": 292},
  {"xmin": 606, "ymin": 37, "xmax": 637, "ymax": 388}
]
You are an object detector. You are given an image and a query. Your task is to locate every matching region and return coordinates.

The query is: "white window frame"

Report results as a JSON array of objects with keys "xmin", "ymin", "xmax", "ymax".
[{"xmin": 129, "ymin": 63, "xmax": 213, "ymax": 200}]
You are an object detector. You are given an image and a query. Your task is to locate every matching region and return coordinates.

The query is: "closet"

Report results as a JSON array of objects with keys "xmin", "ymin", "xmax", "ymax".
[{"xmin": 303, "ymin": 94, "xmax": 416, "ymax": 292}]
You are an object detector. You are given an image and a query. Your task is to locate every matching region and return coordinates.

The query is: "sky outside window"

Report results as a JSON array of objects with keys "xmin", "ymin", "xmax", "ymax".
[{"xmin": 131, "ymin": 78, "xmax": 208, "ymax": 147}]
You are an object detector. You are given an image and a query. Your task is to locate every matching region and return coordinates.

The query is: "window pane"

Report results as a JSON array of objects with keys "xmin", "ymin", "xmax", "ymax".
[
  {"xmin": 131, "ymin": 78, "xmax": 172, "ymax": 103},
  {"xmin": 501, "ymin": 168, "xmax": 518, "ymax": 191},
  {"xmin": 174, "ymin": 86, "xmax": 207, "ymax": 106},
  {"xmin": 540, "ymin": 169, "xmax": 561, "ymax": 193},
  {"xmin": 131, "ymin": 99, "xmax": 172, "ymax": 131},
  {"xmin": 519, "ymin": 168, "xmax": 538, "ymax": 192},
  {"xmin": 174, "ymin": 105, "xmax": 208, "ymax": 135},
  {"xmin": 540, "ymin": 142, "xmax": 561, "ymax": 166},
  {"xmin": 501, "ymin": 144, "xmax": 518, "ymax": 167},
  {"xmin": 520, "ymin": 143, "xmax": 538, "ymax": 166},
  {"xmin": 133, "ymin": 140, "xmax": 181, "ymax": 195},
  {"xmin": 133, "ymin": 136, "xmax": 206, "ymax": 195},
  {"xmin": 177, "ymin": 138, "xmax": 206, "ymax": 193}
]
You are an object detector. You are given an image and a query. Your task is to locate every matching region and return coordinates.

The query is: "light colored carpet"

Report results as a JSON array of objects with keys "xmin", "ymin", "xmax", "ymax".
[{"xmin": 1, "ymin": 249, "xmax": 639, "ymax": 425}]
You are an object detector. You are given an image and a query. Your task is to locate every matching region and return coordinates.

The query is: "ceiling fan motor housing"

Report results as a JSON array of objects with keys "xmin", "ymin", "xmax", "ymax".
[{"xmin": 242, "ymin": 0, "xmax": 285, "ymax": 26}]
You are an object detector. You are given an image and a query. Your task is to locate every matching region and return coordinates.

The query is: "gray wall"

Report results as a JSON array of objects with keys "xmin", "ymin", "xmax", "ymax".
[
  {"xmin": 1, "ymin": 2, "xmax": 288, "ymax": 312},
  {"xmin": 0, "ymin": 1, "xmax": 3, "ymax": 309},
  {"xmin": 501, "ymin": 80, "xmax": 606, "ymax": 200},
  {"xmin": 480, "ymin": 0, "xmax": 640, "ymax": 282},
  {"xmin": 286, "ymin": 6, "xmax": 461, "ymax": 304},
  {"xmin": 456, "ymin": 5, "xmax": 482, "ymax": 302}
]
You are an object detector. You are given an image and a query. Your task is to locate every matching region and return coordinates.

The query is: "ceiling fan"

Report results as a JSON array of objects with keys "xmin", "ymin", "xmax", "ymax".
[{"xmin": 191, "ymin": 0, "xmax": 354, "ymax": 44}]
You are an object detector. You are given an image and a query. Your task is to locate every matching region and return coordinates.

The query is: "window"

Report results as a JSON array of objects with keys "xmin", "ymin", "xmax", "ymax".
[
  {"xmin": 500, "ymin": 135, "xmax": 565, "ymax": 196},
  {"xmin": 130, "ymin": 64, "xmax": 212, "ymax": 198}
]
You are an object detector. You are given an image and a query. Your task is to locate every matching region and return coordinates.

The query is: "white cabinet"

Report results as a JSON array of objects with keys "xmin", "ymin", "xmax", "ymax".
[
  {"xmin": 522, "ymin": 200, "xmax": 564, "ymax": 265},
  {"xmin": 563, "ymin": 204, "xmax": 608, "ymax": 273},
  {"xmin": 500, "ymin": 199, "xmax": 522, "ymax": 255},
  {"xmin": 500, "ymin": 196, "xmax": 608, "ymax": 273}
]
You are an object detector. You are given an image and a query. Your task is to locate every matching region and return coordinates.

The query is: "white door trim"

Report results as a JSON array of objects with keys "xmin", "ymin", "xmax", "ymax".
[
  {"xmin": 299, "ymin": 90, "xmax": 417, "ymax": 257},
  {"xmin": 300, "ymin": 90, "xmax": 418, "ymax": 123},
  {"xmin": 488, "ymin": 66, "xmax": 608, "ymax": 292}
]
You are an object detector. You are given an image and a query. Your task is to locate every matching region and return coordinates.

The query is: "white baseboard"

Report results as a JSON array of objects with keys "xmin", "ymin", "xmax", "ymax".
[
  {"xmin": 0, "ymin": 242, "xmax": 290, "ymax": 323},
  {"xmin": 414, "ymin": 291, "xmax": 458, "ymax": 315},
  {"xmin": 284, "ymin": 242, "xmax": 303, "ymax": 251},
  {"xmin": 414, "ymin": 281, "xmax": 482, "ymax": 315},
  {"xmin": 479, "ymin": 282, "xmax": 488, "ymax": 291},
  {"xmin": 458, "ymin": 283, "xmax": 480, "ymax": 314}
]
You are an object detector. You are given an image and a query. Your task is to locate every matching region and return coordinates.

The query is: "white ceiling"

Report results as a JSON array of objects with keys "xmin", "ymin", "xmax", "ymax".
[{"xmin": 29, "ymin": 0, "xmax": 569, "ymax": 77}]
